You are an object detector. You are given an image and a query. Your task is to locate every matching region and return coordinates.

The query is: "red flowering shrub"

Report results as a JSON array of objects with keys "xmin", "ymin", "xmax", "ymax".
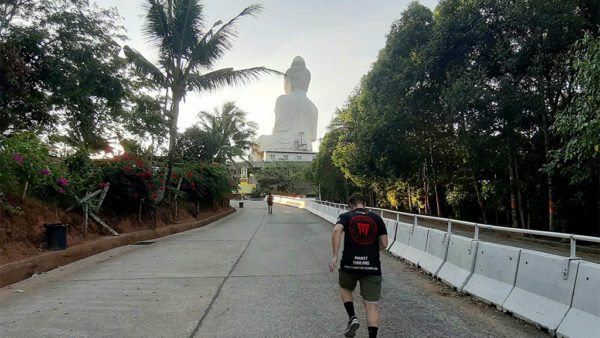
[{"xmin": 97, "ymin": 154, "xmax": 162, "ymax": 211}]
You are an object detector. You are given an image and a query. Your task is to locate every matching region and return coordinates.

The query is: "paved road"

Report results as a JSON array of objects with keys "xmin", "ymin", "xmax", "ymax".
[{"xmin": 0, "ymin": 201, "xmax": 546, "ymax": 337}]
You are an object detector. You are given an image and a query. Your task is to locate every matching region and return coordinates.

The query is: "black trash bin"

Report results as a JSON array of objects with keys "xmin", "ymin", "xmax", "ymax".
[
  {"xmin": 44, "ymin": 223, "xmax": 68, "ymax": 250},
  {"xmin": 239, "ymin": 202, "xmax": 244, "ymax": 208}
]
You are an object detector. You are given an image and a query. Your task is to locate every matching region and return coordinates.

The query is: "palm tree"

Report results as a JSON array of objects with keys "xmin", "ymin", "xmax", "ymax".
[
  {"xmin": 124, "ymin": 0, "xmax": 277, "ymax": 179},
  {"xmin": 197, "ymin": 101, "xmax": 257, "ymax": 163}
]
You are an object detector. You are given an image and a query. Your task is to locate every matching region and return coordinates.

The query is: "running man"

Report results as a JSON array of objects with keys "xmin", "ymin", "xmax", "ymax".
[
  {"xmin": 266, "ymin": 193, "xmax": 274, "ymax": 214},
  {"xmin": 329, "ymin": 193, "xmax": 388, "ymax": 338}
]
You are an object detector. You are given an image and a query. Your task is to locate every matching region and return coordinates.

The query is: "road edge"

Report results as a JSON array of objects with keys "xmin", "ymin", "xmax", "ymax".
[{"xmin": 0, "ymin": 207, "xmax": 235, "ymax": 288}]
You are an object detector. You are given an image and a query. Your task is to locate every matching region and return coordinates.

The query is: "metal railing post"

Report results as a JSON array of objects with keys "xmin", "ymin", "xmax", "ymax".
[
  {"xmin": 474, "ymin": 225, "xmax": 480, "ymax": 240},
  {"xmin": 380, "ymin": 209, "xmax": 384, "ymax": 217},
  {"xmin": 570, "ymin": 237, "xmax": 577, "ymax": 258},
  {"xmin": 413, "ymin": 215, "xmax": 417, "ymax": 227},
  {"xmin": 396, "ymin": 213, "xmax": 399, "ymax": 222},
  {"xmin": 447, "ymin": 220, "xmax": 452, "ymax": 233}
]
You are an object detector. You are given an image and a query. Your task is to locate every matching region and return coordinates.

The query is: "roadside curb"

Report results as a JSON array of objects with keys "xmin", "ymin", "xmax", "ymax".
[{"xmin": 0, "ymin": 208, "xmax": 235, "ymax": 288}]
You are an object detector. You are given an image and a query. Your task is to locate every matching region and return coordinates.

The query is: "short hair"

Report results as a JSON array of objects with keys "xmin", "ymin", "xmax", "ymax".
[{"xmin": 348, "ymin": 193, "xmax": 366, "ymax": 207}]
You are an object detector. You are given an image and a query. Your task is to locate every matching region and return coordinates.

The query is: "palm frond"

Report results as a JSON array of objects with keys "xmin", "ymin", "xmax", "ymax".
[
  {"xmin": 186, "ymin": 67, "xmax": 281, "ymax": 92},
  {"xmin": 185, "ymin": 4, "xmax": 264, "ymax": 72},
  {"xmin": 142, "ymin": 0, "xmax": 172, "ymax": 53},
  {"xmin": 123, "ymin": 45, "xmax": 167, "ymax": 85},
  {"xmin": 172, "ymin": 0, "xmax": 204, "ymax": 60}
]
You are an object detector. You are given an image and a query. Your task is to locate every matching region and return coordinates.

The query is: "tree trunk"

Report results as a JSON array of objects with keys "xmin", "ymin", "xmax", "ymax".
[
  {"xmin": 166, "ymin": 90, "xmax": 183, "ymax": 187},
  {"xmin": 508, "ymin": 151, "xmax": 519, "ymax": 228},
  {"xmin": 407, "ymin": 184, "xmax": 413, "ymax": 212},
  {"xmin": 470, "ymin": 167, "xmax": 487, "ymax": 224},
  {"xmin": 597, "ymin": 156, "xmax": 600, "ymax": 235},
  {"xmin": 422, "ymin": 162, "xmax": 431, "ymax": 215},
  {"xmin": 513, "ymin": 152, "xmax": 526, "ymax": 229},
  {"xmin": 430, "ymin": 147, "xmax": 442, "ymax": 216},
  {"xmin": 541, "ymin": 111, "xmax": 555, "ymax": 231}
]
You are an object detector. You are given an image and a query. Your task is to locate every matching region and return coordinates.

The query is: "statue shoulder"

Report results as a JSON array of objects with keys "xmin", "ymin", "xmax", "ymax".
[
  {"xmin": 275, "ymin": 95, "xmax": 292, "ymax": 106},
  {"xmin": 306, "ymin": 97, "xmax": 318, "ymax": 112}
]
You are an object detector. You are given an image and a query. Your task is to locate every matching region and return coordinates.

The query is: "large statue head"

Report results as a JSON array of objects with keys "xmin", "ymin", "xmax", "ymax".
[{"xmin": 284, "ymin": 56, "xmax": 311, "ymax": 94}]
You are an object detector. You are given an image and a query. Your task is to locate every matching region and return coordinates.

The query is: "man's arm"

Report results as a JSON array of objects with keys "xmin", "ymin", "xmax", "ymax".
[
  {"xmin": 329, "ymin": 224, "xmax": 344, "ymax": 272},
  {"xmin": 379, "ymin": 235, "xmax": 388, "ymax": 251}
]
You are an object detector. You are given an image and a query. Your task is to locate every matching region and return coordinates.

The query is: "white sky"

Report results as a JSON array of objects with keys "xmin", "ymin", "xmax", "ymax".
[{"xmin": 98, "ymin": 0, "xmax": 439, "ymax": 149}]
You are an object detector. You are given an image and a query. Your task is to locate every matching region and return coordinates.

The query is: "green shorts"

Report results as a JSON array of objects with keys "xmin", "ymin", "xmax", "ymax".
[{"xmin": 339, "ymin": 270, "xmax": 382, "ymax": 302}]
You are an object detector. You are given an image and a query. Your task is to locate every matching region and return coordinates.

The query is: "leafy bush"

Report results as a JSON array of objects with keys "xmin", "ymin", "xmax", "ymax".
[
  {"xmin": 0, "ymin": 133, "xmax": 74, "ymax": 202},
  {"xmin": 176, "ymin": 162, "xmax": 232, "ymax": 206},
  {"xmin": 97, "ymin": 153, "xmax": 162, "ymax": 212},
  {"xmin": 0, "ymin": 133, "xmax": 233, "ymax": 215}
]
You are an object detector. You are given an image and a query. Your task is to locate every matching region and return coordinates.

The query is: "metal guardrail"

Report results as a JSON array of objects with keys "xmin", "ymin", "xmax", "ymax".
[{"xmin": 309, "ymin": 199, "xmax": 600, "ymax": 259}]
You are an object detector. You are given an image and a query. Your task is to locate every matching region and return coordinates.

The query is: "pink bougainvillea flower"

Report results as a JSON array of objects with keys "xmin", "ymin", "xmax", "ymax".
[
  {"xmin": 133, "ymin": 192, "xmax": 138, "ymax": 199},
  {"xmin": 160, "ymin": 186, "xmax": 165, "ymax": 191},
  {"xmin": 153, "ymin": 195, "xmax": 157, "ymax": 200},
  {"xmin": 160, "ymin": 180, "xmax": 165, "ymax": 184},
  {"xmin": 145, "ymin": 170, "xmax": 151, "ymax": 176},
  {"xmin": 191, "ymin": 183, "xmax": 196, "ymax": 189},
  {"xmin": 148, "ymin": 184, "xmax": 152, "ymax": 189},
  {"xmin": 58, "ymin": 187, "xmax": 64, "ymax": 194},
  {"xmin": 172, "ymin": 173, "xmax": 177, "ymax": 178},
  {"xmin": 98, "ymin": 182, "xmax": 107, "ymax": 188},
  {"xmin": 124, "ymin": 166, "xmax": 131, "ymax": 171},
  {"xmin": 201, "ymin": 165, "xmax": 206, "ymax": 169},
  {"xmin": 186, "ymin": 171, "xmax": 192, "ymax": 176},
  {"xmin": 38, "ymin": 169, "xmax": 51, "ymax": 175},
  {"xmin": 13, "ymin": 154, "xmax": 22, "ymax": 162},
  {"xmin": 57, "ymin": 177, "xmax": 69, "ymax": 186}
]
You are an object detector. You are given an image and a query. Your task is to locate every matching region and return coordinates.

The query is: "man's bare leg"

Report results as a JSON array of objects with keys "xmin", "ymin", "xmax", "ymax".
[
  {"xmin": 340, "ymin": 288, "xmax": 353, "ymax": 303},
  {"xmin": 363, "ymin": 300, "xmax": 379, "ymax": 337},
  {"xmin": 341, "ymin": 288, "xmax": 359, "ymax": 337}
]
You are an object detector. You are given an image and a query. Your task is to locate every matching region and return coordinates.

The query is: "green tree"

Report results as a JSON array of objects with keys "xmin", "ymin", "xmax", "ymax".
[
  {"xmin": 306, "ymin": 111, "xmax": 356, "ymax": 202},
  {"xmin": 176, "ymin": 126, "xmax": 218, "ymax": 162},
  {"xmin": 551, "ymin": 32, "xmax": 600, "ymax": 235},
  {"xmin": 195, "ymin": 102, "xmax": 257, "ymax": 163},
  {"xmin": 255, "ymin": 161, "xmax": 311, "ymax": 194},
  {"xmin": 124, "ymin": 0, "xmax": 277, "ymax": 180},
  {"xmin": 1, "ymin": 0, "xmax": 127, "ymax": 151}
]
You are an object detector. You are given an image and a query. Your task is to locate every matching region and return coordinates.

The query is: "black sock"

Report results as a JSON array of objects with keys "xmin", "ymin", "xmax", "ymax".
[
  {"xmin": 368, "ymin": 326, "xmax": 378, "ymax": 338},
  {"xmin": 343, "ymin": 301, "xmax": 355, "ymax": 319}
]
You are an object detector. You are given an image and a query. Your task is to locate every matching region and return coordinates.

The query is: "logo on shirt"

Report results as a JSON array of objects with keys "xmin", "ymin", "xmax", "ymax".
[
  {"xmin": 357, "ymin": 223, "xmax": 370, "ymax": 236},
  {"xmin": 349, "ymin": 215, "xmax": 377, "ymax": 245}
]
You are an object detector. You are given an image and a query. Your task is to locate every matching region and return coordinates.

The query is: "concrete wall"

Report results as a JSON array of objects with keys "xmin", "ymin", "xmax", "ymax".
[{"xmin": 288, "ymin": 199, "xmax": 599, "ymax": 337}]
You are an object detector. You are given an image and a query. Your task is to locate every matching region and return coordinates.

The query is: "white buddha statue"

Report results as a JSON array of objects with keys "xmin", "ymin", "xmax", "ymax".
[{"xmin": 258, "ymin": 56, "xmax": 318, "ymax": 152}]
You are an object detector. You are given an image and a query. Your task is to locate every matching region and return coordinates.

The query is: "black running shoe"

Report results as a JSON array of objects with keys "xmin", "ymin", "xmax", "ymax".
[{"xmin": 344, "ymin": 316, "xmax": 360, "ymax": 337}]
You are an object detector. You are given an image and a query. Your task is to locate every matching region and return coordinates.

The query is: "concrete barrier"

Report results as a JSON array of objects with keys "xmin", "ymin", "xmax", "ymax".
[
  {"xmin": 327, "ymin": 206, "xmax": 339, "ymax": 224},
  {"xmin": 419, "ymin": 229, "xmax": 449, "ymax": 276},
  {"xmin": 556, "ymin": 261, "xmax": 600, "ymax": 338},
  {"xmin": 402, "ymin": 226, "xmax": 429, "ymax": 265},
  {"xmin": 463, "ymin": 242, "xmax": 520, "ymax": 308},
  {"xmin": 436, "ymin": 235, "xmax": 478, "ymax": 291},
  {"xmin": 503, "ymin": 250, "xmax": 580, "ymax": 335},
  {"xmin": 384, "ymin": 219, "xmax": 397, "ymax": 250},
  {"xmin": 389, "ymin": 223, "xmax": 411, "ymax": 258}
]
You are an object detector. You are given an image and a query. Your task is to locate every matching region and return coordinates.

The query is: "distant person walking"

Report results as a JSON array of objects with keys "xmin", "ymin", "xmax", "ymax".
[
  {"xmin": 266, "ymin": 194, "xmax": 274, "ymax": 214},
  {"xmin": 329, "ymin": 193, "xmax": 388, "ymax": 338}
]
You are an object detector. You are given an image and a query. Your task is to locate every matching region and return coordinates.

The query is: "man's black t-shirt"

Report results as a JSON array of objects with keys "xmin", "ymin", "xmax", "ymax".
[{"xmin": 337, "ymin": 208, "xmax": 387, "ymax": 276}]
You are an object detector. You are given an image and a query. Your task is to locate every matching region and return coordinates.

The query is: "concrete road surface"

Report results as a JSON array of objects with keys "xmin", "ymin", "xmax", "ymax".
[{"xmin": 0, "ymin": 201, "xmax": 546, "ymax": 337}]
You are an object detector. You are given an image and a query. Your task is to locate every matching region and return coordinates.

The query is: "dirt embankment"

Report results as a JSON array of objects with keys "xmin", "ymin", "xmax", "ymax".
[{"xmin": 0, "ymin": 198, "xmax": 231, "ymax": 265}]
